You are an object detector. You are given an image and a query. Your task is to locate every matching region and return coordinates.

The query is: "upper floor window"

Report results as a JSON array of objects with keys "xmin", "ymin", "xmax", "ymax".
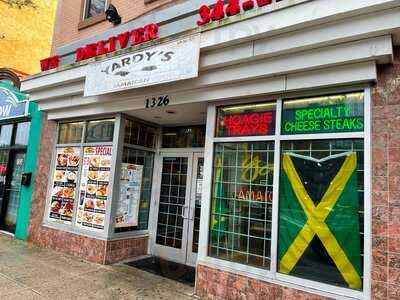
[{"xmin": 84, "ymin": 0, "xmax": 106, "ymax": 19}]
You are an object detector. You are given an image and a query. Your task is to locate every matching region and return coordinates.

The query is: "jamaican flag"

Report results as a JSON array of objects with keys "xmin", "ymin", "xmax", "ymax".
[
  {"xmin": 211, "ymin": 157, "xmax": 228, "ymax": 243},
  {"xmin": 278, "ymin": 152, "xmax": 362, "ymax": 289}
]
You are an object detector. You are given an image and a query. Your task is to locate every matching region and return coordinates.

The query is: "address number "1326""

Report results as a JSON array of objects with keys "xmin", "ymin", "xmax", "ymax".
[{"xmin": 145, "ymin": 95, "xmax": 170, "ymax": 108}]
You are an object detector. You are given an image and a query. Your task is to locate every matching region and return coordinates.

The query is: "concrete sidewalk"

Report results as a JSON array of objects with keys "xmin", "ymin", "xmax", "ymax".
[{"xmin": 0, "ymin": 234, "xmax": 195, "ymax": 300}]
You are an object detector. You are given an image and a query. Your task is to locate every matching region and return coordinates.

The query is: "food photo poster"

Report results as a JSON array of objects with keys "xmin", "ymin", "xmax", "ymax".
[
  {"xmin": 49, "ymin": 147, "xmax": 80, "ymax": 224},
  {"xmin": 75, "ymin": 146, "xmax": 113, "ymax": 231}
]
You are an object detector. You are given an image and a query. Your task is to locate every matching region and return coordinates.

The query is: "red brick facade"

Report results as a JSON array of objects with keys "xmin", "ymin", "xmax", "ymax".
[
  {"xmin": 370, "ymin": 46, "xmax": 400, "ymax": 300},
  {"xmin": 194, "ymin": 48, "xmax": 400, "ymax": 300},
  {"xmin": 28, "ymin": 114, "xmax": 147, "ymax": 264},
  {"xmin": 52, "ymin": 0, "xmax": 183, "ymax": 52}
]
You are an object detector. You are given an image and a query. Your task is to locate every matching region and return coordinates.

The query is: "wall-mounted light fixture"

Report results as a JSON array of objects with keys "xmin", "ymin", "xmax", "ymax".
[{"xmin": 105, "ymin": 4, "xmax": 121, "ymax": 25}]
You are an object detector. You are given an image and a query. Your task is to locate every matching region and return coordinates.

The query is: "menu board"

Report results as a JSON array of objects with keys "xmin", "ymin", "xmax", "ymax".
[
  {"xmin": 49, "ymin": 147, "xmax": 80, "ymax": 224},
  {"xmin": 76, "ymin": 146, "xmax": 112, "ymax": 231},
  {"xmin": 115, "ymin": 163, "xmax": 143, "ymax": 228}
]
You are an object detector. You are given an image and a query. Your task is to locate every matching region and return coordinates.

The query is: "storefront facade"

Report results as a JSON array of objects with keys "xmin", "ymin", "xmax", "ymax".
[
  {"xmin": 21, "ymin": 0, "xmax": 400, "ymax": 299},
  {"xmin": 0, "ymin": 68, "xmax": 42, "ymax": 240}
]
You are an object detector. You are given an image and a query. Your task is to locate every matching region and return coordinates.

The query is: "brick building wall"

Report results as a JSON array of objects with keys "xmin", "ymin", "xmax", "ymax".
[
  {"xmin": 51, "ymin": 0, "xmax": 183, "ymax": 51},
  {"xmin": 194, "ymin": 48, "xmax": 400, "ymax": 300},
  {"xmin": 370, "ymin": 46, "xmax": 400, "ymax": 300},
  {"xmin": 28, "ymin": 113, "xmax": 147, "ymax": 264}
]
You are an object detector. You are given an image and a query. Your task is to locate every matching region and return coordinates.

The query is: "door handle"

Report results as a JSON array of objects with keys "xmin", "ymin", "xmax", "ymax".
[
  {"xmin": 189, "ymin": 206, "xmax": 195, "ymax": 220},
  {"xmin": 181, "ymin": 206, "xmax": 189, "ymax": 219}
]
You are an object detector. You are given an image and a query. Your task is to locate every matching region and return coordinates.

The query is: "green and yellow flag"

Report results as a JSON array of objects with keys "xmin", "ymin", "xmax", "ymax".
[
  {"xmin": 211, "ymin": 157, "xmax": 228, "ymax": 243},
  {"xmin": 279, "ymin": 152, "xmax": 362, "ymax": 289}
]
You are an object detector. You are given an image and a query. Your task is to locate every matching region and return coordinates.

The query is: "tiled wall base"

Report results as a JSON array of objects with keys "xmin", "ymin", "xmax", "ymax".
[
  {"xmin": 105, "ymin": 236, "xmax": 148, "ymax": 264},
  {"xmin": 195, "ymin": 264, "xmax": 332, "ymax": 300},
  {"xmin": 28, "ymin": 226, "xmax": 148, "ymax": 264}
]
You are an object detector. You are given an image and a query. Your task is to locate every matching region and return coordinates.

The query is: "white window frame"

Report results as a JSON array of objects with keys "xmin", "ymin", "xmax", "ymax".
[
  {"xmin": 109, "ymin": 114, "xmax": 159, "ymax": 239},
  {"xmin": 42, "ymin": 114, "xmax": 122, "ymax": 240},
  {"xmin": 43, "ymin": 114, "xmax": 161, "ymax": 241},
  {"xmin": 198, "ymin": 87, "xmax": 372, "ymax": 300}
]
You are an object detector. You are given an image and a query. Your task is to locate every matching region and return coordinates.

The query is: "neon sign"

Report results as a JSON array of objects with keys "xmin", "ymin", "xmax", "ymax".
[
  {"xmin": 282, "ymin": 103, "xmax": 364, "ymax": 134},
  {"xmin": 222, "ymin": 111, "xmax": 274, "ymax": 137}
]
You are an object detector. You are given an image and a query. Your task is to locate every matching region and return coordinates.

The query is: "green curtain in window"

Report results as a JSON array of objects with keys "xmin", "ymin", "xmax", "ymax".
[{"xmin": 278, "ymin": 152, "xmax": 362, "ymax": 289}]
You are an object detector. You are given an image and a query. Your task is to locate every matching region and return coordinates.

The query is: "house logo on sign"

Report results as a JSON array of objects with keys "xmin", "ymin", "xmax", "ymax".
[
  {"xmin": 0, "ymin": 87, "xmax": 19, "ymax": 113},
  {"xmin": 0, "ymin": 87, "xmax": 27, "ymax": 120}
]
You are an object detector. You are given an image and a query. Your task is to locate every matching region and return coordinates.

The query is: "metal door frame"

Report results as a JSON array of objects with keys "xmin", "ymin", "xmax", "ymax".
[
  {"xmin": 0, "ymin": 149, "xmax": 26, "ymax": 233},
  {"xmin": 185, "ymin": 152, "xmax": 204, "ymax": 266},
  {"xmin": 149, "ymin": 149, "xmax": 203, "ymax": 265},
  {"xmin": 150, "ymin": 151, "xmax": 194, "ymax": 264}
]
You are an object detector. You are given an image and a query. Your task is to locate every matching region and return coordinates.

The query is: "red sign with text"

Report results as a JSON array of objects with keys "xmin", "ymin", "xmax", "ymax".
[
  {"xmin": 40, "ymin": 23, "xmax": 159, "ymax": 72},
  {"xmin": 223, "ymin": 111, "xmax": 275, "ymax": 136},
  {"xmin": 197, "ymin": 0, "xmax": 274, "ymax": 26}
]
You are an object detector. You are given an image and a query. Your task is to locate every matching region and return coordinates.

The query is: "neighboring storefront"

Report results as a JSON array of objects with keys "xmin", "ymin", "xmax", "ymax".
[
  {"xmin": 0, "ymin": 68, "xmax": 42, "ymax": 240},
  {"xmin": 20, "ymin": 0, "xmax": 400, "ymax": 299}
]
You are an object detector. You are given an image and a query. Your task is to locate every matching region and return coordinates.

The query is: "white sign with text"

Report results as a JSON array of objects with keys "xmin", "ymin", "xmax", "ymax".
[{"xmin": 84, "ymin": 34, "xmax": 200, "ymax": 96}]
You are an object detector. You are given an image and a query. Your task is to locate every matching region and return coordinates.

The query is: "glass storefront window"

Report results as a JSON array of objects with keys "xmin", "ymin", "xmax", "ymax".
[
  {"xmin": 278, "ymin": 139, "xmax": 364, "ymax": 290},
  {"xmin": 86, "ymin": 119, "xmax": 115, "ymax": 143},
  {"xmin": 113, "ymin": 118, "xmax": 157, "ymax": 232},
  {"xmin": 216, "ymin": 102, "xmax": 276, "ymax": 137},
  {"xmin": 124, "ymin": 119, "xmax": 157, "ymax": 148},
  {"xmin": 208, "ymin": 94, "xmax": 366, "ymax": 293},
  {"xmin": 208, "ymin": 142, "xmax": 274, "ymax": 269},
  {"xmin": 0, "ymin": 124, "xmax": 13, "ymax": 146},
  {"xmin": 14, "ymin": 122, "xmax": 30, "ymax": 146},
  {"xmin": 0, "ymin": 150, "xmax": 9, "ymax": 176},
  {"xmin": 49, "ymin": 119, "xmax": 115, "ymax": 231},
  {"xmin": 162, "ymin": 126, "xmax": 205, "ymax": 148},
  {"xmin": 139, "ymin": 126, "xmax": 157, "ymax": 149},
  {"xmin": 58, "ymin": 122, "xmax": 84, "ymax": 144},
  {"xmin": 49, "ymin": 117, "xmax": 158, "ymax": 235},
  {"xmin": 115, "ymin": 147, "xmax": 154, "ymax": 232},
  {"xmin": 282, "ymin": 92, "xmax": 364, "ymax": 135}
]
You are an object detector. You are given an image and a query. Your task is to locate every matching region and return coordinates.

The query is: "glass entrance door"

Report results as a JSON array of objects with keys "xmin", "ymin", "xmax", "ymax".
[
  {"xmin": 186, "ymin": 154, "xmax": 204, "ymax": 266},
  {"xmin": 0, "ymin": 151, "xmax": 25, "ymax": 233},
  {"xmin": 152, "ymin": 153, "xmax": 204, "ymax": 266},
  {"xmin": 0, "ymin": 149, "xmax": 9, "ymax": 229}
]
